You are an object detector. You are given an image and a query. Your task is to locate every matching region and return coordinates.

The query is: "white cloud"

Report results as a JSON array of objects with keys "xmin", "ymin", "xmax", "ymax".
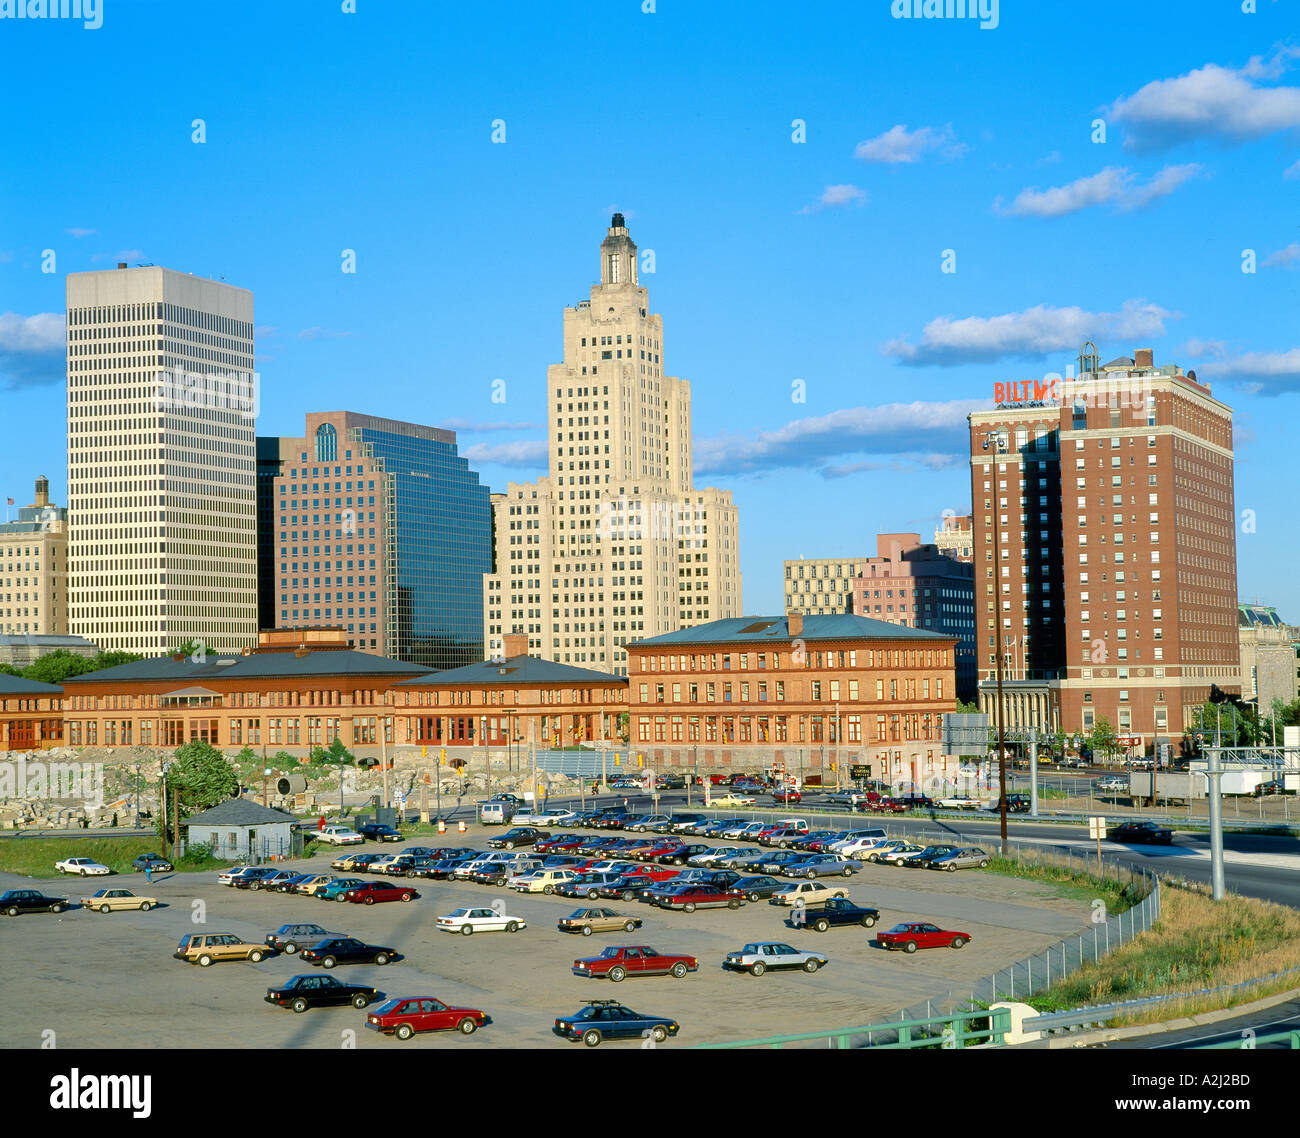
[
  {"xmin": 799, "ymin": 184, "xmax": 868, "ymax": 213},
  {"xmin": 692, "ymin": 399, "xmax": 985, "ymax": 476},
  {"xmin": 854, "ymin": 124, "xmax": 965, "ymax": 164},
  {"xmin": 0, "ymin": 311, "xmax": 66, "ymax": 389},
  {"xmin": 1262, "ymin": 242, "xmax": 1300, "ymax": 269},
  {"xmin": 883, "ymin": 300, "xmax": 1177, "ymax": 367},
  {"xmin": 1285, "ymin": 158, "xmax": 1300, "ymax": 180},
  {"xmin": 460, "ymin": 439, "xmax": 549, "ymax": 466},
  {"xmin": 1109, "ymin": 47, "xmax": 1300, "ymax": 151},
  {"xmin": 1210, "ymin": 347, "xmax": 1300, "ymax": 394},
  {"xmin": 994, "ymin": 164, "xmax": 1200, "ymax": 218}
]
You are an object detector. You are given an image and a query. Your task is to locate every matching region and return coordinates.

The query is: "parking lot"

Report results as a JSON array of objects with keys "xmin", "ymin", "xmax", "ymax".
[{"xmin": 1, "ymin": 823, "xmax": 1097, "ymax": 1049}]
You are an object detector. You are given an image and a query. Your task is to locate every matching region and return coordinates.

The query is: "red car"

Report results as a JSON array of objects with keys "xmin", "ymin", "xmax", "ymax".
[
  {"xmin": 773, "ymin": 788, "xmax": 802, "ymax": 804},
  {"xmin": 654, "ymin": 885, "xmax": 743, "ymax": 912},
  {"xmin": 864, "ymin": 797, "xmax": 909, "ymax": 814},
  {"xmin": 572, "ymin": 945, "xmax": 699, "ymax": 982},
  {"xmin": 342, "ymin": 881, "xmax": 419, "ymax": 905},
  {"xmin": 365, "ymin": 996, "xmax": 487, "ymax": 1039},
  {"xmin": 536, "ymin": 835, "xmax": 584, "ymax": 853},
  {"xmin": 876, "ymin": 922, "xmax": 971, "ymax": 953},
  {"xmin": 632, "ymin": 841, "xmax": 682, "ymax": 861}
]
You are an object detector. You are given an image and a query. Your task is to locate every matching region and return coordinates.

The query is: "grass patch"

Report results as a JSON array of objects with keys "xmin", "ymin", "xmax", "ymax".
[
  {"xmin": 0, "ymin": 836, "xmax": 229, "ymax": 877},
  {"xmin": 1024, "ymin": 882, "xmax": 1300, "ymax": 1021},
  {"xmin": 984, "ymin": 856, "xmax": 1141, "ymax": 915}
]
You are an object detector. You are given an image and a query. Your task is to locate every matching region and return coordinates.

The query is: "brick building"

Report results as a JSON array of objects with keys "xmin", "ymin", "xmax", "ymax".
[
  {"xmin": 626, "ymin": 613, "xmax": 959, "ymax": 791},
  {"xmin": 969, "ymin": 347, "xmax": 1239, "ymax": 751},
  {"xmin": 0, "ymin": 674, "xmax": 64, "ymax": 752}
]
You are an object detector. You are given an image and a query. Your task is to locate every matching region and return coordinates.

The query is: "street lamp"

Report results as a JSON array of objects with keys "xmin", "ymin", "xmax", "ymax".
[{"xmin": 981, "ymin": 427, "xmax": 1011, "ymax": 854}]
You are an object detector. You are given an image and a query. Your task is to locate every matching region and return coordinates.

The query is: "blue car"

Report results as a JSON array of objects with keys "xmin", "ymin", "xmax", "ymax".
[
  {"xmin": 553, "ymin": 1000, "xmax": 680, "ymax": 1047},
  {"xmin": 316, "ymin": 878, "xmax": 365, "ymax": 901}
]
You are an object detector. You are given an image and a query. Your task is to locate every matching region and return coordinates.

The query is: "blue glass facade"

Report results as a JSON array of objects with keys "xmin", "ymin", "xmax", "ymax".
[
  {"xmin": 352, "ymin": 422, "xmax": 492, "ymax": 670},
  {"xmin": 263, "ymin": 413, "xmax": 493, "ymax": 671}
]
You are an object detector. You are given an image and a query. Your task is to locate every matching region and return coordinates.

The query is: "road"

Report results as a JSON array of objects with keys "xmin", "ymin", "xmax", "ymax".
[{"xmin": 1095, "ymin": 998, "xmax": 1300, "ymax": 1050}]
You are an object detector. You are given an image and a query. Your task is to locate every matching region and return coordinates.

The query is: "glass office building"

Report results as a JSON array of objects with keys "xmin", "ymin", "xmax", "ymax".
[{"xmin": 261, "ymin": 412, "xmax": 493, "ymax": 669}]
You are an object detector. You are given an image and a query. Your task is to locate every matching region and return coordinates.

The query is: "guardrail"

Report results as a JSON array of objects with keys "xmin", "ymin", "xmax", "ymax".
[
  {"xmin": 1021, "ymin": 964, "xmax": 1300, "ymax": 1035},
  {"xmin": 699, "ymin": 1007, "xmax": 1011, "ymax": 1050}
]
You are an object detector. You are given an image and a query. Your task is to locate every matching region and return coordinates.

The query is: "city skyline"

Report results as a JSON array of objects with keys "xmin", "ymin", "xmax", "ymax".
[{"xmin": 0, "ymin": 2, "xmax": 1297, "ymax": 621}]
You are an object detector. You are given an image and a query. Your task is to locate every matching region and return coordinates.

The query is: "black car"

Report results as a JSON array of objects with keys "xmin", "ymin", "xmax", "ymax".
[
  {"xmin": 655, "ymin": 843, "xmax": 712, "ymax": 866},
  {"xmin": 657, "ymin": 775, "xmax": 687, "ymax": 790},
  {"xmin": 986, "ymin": 794, "xmax": 1031, "ymax": 814},
  {"xmin": 895, "ymin": 794, "xmax": 934, "ymax": 810},
  {"xmin": 232, "ymin": 867, "xmax": 281, "ymax": 889},
  {"xmin": 696, "ymin": 869, "xmax": 743, "ymax": 892},
  {"xmin": 299, "ymin": 937, "xmax": 401, "ymax": 968},
  {"xmin": 899, "ymin": 844, "xmax": 960, "ymax": 868},
  {"xmin": 357, "ymin": 823, "xmax": 402, "ymax": 842},
  {"xmin": 357, "ymin": 757, "xmax": 381, "ymax": 769},
  {"xmin": 755, "ymin": 851, "xmax": 810, "ymax": 874},
  {"xmin": 265, "ymin": 923, "xmax": 346, "ymax": 954},
  {"xmin": 1, "ymin": 889, "xmax": 69, "ymax": 916},
  {"xmin": 266, "ymin": 974, "xmax": 380, "ymax": 1012},
  {"xmin": 272, "ymin": 873, "xmax": 313, "ymax": 893},
  {"xmin": 726, "ymin": 875, "xmax": 785, "ymax": 902},
  {"xmin": 132, "ymin": 853, "xmax": 173, "ymax": 873},
  {"xmin": 1108, "ymin": 821, "xmax": 1173, "ymax": 845},
  {"xmin": 553, "ymin": 1000, "xmax": 681, "ymax": 1047},
  {"xmin": 785, "ymin": 896, "xmax": 880, "ymax": 932},
  {"xmin": 1254, "ymin": 779, "xmax": 1287, "ymax": 797},
  {"xmin": 488, "ymin": 827, "xmax": 549, "ymax": 850}
]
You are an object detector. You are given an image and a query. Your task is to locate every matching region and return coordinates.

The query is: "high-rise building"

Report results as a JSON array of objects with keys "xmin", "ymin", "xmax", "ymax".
[
  {"xmin": 0, "ymin": 477, "xmax": 69, "ymax": 636},
  {"xmin": 67, "ymin": 265, "xmax": 257, "ymax": 655},
  {"xmin": 849, "ymin": 533, "xmax": 977, "ymax": 701},
  {"xmin": 783, "ymin": 557, "xmax": 861, "ymax": 615},
  {"xmin": 262, "ymin": 412, "xmax": 492, "ymax": 669},
  {"xmin": 483, "ymin": 214, "xmax": 742, "ymax": 675},
  {"xmin": 969, "ymin": 347, "xmax": 1239, "ymax": 747}
]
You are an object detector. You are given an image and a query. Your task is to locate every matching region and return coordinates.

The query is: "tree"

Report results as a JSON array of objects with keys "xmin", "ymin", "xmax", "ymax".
[
  {"xmin": 309, "ymin": 737, "xmax": 354, "ymax": 766},
  {"xmin": 170, "ymin": 639, "xmax": 207, "ymax": 660},
  {"xmin": 158, "ymin": 740, "xmax": 239, "ymax": 846},
  {"xmin": 23, "ymin": 649, "xmax": 99, "ymax": 685},
  {"xmin": 954, "ymin": 699, "xmax": 981, "ymax": 714},
  {"xmin": 1088, "ymin": 716, "xmax": 1120, "ymax": 761},
  {"xmin": 617, "ymin": 711, "xmax": 630, "ymax": 744}
]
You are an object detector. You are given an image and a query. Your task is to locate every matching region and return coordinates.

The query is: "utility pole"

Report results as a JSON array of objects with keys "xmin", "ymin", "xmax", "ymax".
[
  {"xmin": 380, "ymin": 719, "xmax": 389, "ymax": 811},
  {"xmin": 1205, "ymin": 742, "xmax": 1226, "ymax": 901},
  {"xmin": 160, "ymin": 764, "xmax": 170, "ymax": 858},
  {"xmin": 1028, "ymin": 733, "xmax": 1038, "ymax": 818},
  {"xmin": 983, "ymin": 428, "xmax": 1010, "ymax": 855},
  {"xmin": 172, "ymin": 785, "xmax": 181, "ymax": 859}
]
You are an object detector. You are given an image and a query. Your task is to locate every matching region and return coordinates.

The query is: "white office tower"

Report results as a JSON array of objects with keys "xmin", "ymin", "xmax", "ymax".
[
  {"xmin": 483, "ymin": 214, "xmax": 742, "ymax": 676},
  {"xmin": 66, "ymin": 264, "xmax": 257, "ymax": 655}
]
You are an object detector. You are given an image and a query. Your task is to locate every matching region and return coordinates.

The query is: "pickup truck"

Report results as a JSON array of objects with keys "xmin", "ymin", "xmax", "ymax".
[{"xmin": 785, "ymin": 896, "xmax": 880, "ymax": 932}]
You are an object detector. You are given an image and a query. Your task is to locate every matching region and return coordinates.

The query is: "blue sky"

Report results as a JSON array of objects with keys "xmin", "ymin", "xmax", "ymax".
[{"xmin": 1, "ymin": 0, "xmax": 1297, "ymax": 615}]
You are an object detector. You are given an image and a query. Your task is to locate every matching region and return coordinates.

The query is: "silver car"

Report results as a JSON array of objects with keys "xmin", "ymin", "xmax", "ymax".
[
  {"xmin": 780, "ymin": 856, "xmax": 858, "ymax": 879},
  {"xmin": 722, "ymin": 941, "xmax": 829, "ymax": 977},
  {"xmin": 927, "ymin": 847, "xmax": 991, "ymax": 872}
]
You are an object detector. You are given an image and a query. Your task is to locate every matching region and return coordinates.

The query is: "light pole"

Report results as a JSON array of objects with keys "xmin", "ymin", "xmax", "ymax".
[{"xmin": 982, "ymin": 428, "xmax": 1010, "ymax": 854}]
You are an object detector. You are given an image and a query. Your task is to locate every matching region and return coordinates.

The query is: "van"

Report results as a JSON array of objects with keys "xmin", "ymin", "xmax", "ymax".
[
  {"xmin": 774, "ymin": 817, "xmax": 810, "ymax": 833},
  {"xmin": 479, "ymin": 802, "xmax": 512, "ymax": 825}
]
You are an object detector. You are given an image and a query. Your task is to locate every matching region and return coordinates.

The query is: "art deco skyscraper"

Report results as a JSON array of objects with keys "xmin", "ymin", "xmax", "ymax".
[
  {"xmin": 483, "ymin": 215, "xmax": 742, "ymax": 676},
  {"xmin": 66, "ymin": 264, "xmax": 257, "ymax": 655}
]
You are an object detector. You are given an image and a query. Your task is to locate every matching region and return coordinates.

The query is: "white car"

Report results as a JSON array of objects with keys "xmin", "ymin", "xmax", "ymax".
[
  {"xmin": 511, "ymin": 809, "xmax": 578, "ymax": 827},
  {"xmin": 217, "ymin": 866, "xmax": 251, "ymax": 885},
  {"xmin": 436, "ymin": 906, "xmax": 528, "ymax": 936},
  {"xmin": 510, "ymin": 869, "xmax": 576, "ymax": 894},
  {"xmin": 937, "ymin": 795, "xmax": 982, "ymax": 810},
  {"xmin": 55, "ymin": 857, "xmax": 111, "ymax": 876},
  {"xmin": 688, "ymin": 846, "xmax": 745, "ymax": 867},
  {"xmin": 724, "ymin": 822, "xmax": 767, "ymax": 840},
  {"xmin": 878, "ymin": 843, "xmax": 926, "ymax": 865},
  {"xmin": 827, "ymin": 830, "xmax": 888, "ymax": 855},
  {"xmin": 313, "ymin": 826, "xmax": 364, "ymax": 845},
  {"xmin": 769, "ymin": 880, "xmax": 849, "ymax": 907},
  {"xmin": 838, "ymin": 836, "xmax": 893, "ymax": 860}
]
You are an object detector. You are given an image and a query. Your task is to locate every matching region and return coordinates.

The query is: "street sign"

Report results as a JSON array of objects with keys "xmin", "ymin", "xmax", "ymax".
[
  {"xmin": 1088, "ymin": 816, "xmax": 1106, "ymax": 840},
  {"xmin": 850, "ymin": 764, "xmax": 872, "ymax": 780}
]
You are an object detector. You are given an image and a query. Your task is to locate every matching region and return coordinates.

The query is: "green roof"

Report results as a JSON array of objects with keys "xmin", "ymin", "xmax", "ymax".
[
  {"xmin": 632, "ymin": 614, "xmax": 954, "ymax": 648},
  {"xmin": 398, "ymin": 655, "xmax": 623, "ymax": 687},
  {"xmin": 59, "ymin": 650, "xmax": 434, "ymax": 685},
  {"xmin": 0, "ymin": 674, "xmax": 63, "ymax": 695}
]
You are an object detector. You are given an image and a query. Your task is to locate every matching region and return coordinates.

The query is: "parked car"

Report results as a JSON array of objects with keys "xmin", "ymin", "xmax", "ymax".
[
  {"xmin": 553, "ymin": 1000, "xmax": 680, "ymax": 1047},
  {"xmin": 264, "ymin": 923, "xmax": 345, "ymax": 954},
  {"xmin": 365, "ymin": 997, "xmax": 487, "ymax": 1039},
  {"xmin": 265, "ymin": 974, "xmax": 380, "ymax": 1013},
  {"xmin": 557, "ymin": 908, "xmax": 643, "ymax": 936},
  {"xmin": 781, "ymin": 855, "xmax": 858, "ymax": 880},
  {"xmin": 768, "ymin": 880, "xmax": 849, "ymax": 907},
  {"xmin": 772, "ymin": 788, "xmax": 802, "ymax": 804},
  {"xmin": 511, "ymin": 869, "xmax": 577, "ymax": 895},
  {"xmin": 928, "ymin": 847, "xmax": 991, "ymax": 872},
  {"xmin": 877, "ymin": 842, "xmax": 926, "ymax": 865},
  {"xmin": 230, "ymin": 867, "xmax": 280, "ymax": 889},
  {"xmin": 786, "ymin": 896, "xmax": 879, "ymax": 932},
  {"xmin": 330, "ymin": 852, "xmax": 382, "ymax": 872},
  {"xmin": 1108, "ymin": 821, "xmax": 1173, "ymax": 845},
  {"xmin": 627, "ymin": 815, "xmax": 672, "ymax": 832},
  {"xmin": 294, "ymin": 874, "xmax": 337, "ymax": 896},
  {"xmin": 572, "ymin": 945, "xmax": 699, "ymax": 981},
  {"xmin": 725, "ymin": 875, "xmax": 785, "ymax": 903},
  {"xmin": 317, "ymin": 878, "xmax": 366, "ymax": 902},
  {"xmin": 876, "ymin": 922, "xmax": 971, "ymax": 952},
  {"xmin": 299, "ymin": 936, "xmax": 400, "ymax": 968},
  {"xmin": 709, "ymin": 793, "xmax": 757, "ymax": 808},
  {"xmin": 312, "ymin": 826, "xmax": 365, "ymax": 845},
  {"xmin": 80, "ymin": 888, "xmax": 157, "ymax": 912},
  {"xmin": 556, "ymin": 872, "xmax": 626, "ymax": 900},
  {"xmin": 723, "ymin": 942, "xmax": 829, "ymax": 976},
  {"xmin": 489, "ymin": 827, "xmax": 549, "ymax": 850},
  {"xmin": 985, "ymin": 795, "xmax": 1031, "ymax": 814},
  {"xmin": 1254, "ymin": 779, "xmax": 1287, "ymax": 797},
  {"xmin": 341, "ymin": 881, "xmax": 419, "ymax": 904},
  {"xmin": 174, "ymin": 932, "xmax": 273, "ymax": 966},
  {"xmin": 936, "ymin": 795, "xmax": 982, "ymax": 810},
  {"xmin": 356, "ymin": 823, "xmax": 403, "ymax": 842},
  {"xmin": 899, "ymin": 844, "xmax": 960, "ymax": 869},
  {"xmin": 436, "ymin": 906, "xmax": 527, "ymax": 935},
  {"xmin": 1, "ymin": 889, "xmax": 68, "ymax": 916},
  {"xmin": 653, "ymin": 885, "xmax": 742, "ymax": 912},
  {"xmin": 823, "ymin": 790, "xmax": 868, "ymax": 807},
  {"xmin": 1096, "ymin": 776, "xmax": 1128, "ymax": 792},
  {"xmin": 132, "ymin": 853, "xmax": 172, "ymax": 873},
  {"xmin": 55, "ymin": 857, "xmax": 110, "ymax": 877}
]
